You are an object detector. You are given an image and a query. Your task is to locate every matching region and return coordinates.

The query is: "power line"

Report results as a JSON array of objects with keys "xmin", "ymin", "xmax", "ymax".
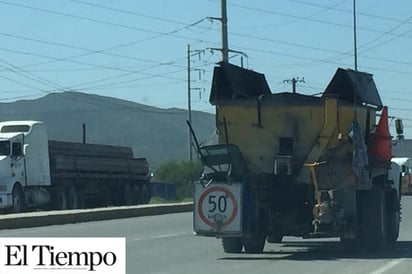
[
  {"xmin": 0, "ymin": 1, "xmax": 208, "ymax": 43},
  {"xmin": 0, "ymin": 74, "xmax": 48, "ymax": 91},
  {"xmin": 2, "ymin": 10, "xmax": 410, "ymax": 78},
  {"xmin": 226, "ymin": 43, "xmax": 412, "ymax": 75},
  {"xmin": 239, "ymin": 0, "xmax": 349, "ymax": 29},
  {"xmin": 0, "ymin": 46, "xmax": 187, "ymax": 83},
  {"xmin": 358, "ymin": 20, "xmax": 412, "ymax": 53},
  {"xmin": 0, "ymin": 31, "xmax": 187, "ymax": 68},
  {"xmin": 68, "ymin": 0, "xmax": 198, "ymax": 27},
  {"xmin": 290, "ymin": 0, "xmax": 412, "ymax": 26},
  {"xmin": 218, "ymin": 1, "xmax": 412, "ymax": 69},
  {"xmin": 0, "ymin": 58, "xmax": 66, "ymax": 91},
  {"xmin": 0, "ymin": 93, "xmax": 44, "ymax": 102},
  {"xmin": 73, "ymin": 57, "xmax": 217, "ymax": 92},
  {"xmin": 234, "ymin": 2, "xmax": 412, "ymax": 39},
  {"xmin": 7, "ymin": 1, "xmax": 410, "ymax": 69},
  {"xmin": 0, "ymin": 80, "xmax": 185, "ymax": 94},
  {"xmin": 1, "ymin": 3, "xmax": 410, "ymax": 94}
]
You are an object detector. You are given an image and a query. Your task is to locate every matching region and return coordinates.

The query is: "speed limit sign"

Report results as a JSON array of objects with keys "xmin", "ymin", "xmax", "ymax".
[{"xmin": 194, "ymin": 182, "xmax": 242, "ymax": 235}]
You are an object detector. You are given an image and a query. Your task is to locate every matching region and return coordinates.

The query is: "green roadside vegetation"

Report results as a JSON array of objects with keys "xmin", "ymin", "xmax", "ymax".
[{"xmin": 152, "ymin": 160, "xmax": 202, "ymax": 201}]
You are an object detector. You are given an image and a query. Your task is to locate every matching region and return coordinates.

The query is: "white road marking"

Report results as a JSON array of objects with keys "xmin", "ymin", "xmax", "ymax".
[
  {"xmin": 132, "ymin": 232, "xmax": 188, "ymax": 241},
  {"xmin": 370, "ymin": 259, "xmax": 405, "ymax": 274}
]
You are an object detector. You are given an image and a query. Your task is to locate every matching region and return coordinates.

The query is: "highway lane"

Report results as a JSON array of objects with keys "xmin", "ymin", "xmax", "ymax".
[{"xmin": 0, "ymin": 197, "xmax": 412, "ymax": 274}]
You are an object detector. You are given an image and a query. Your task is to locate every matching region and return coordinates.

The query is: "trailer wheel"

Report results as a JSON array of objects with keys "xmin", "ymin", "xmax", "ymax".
[
  {"xmin": 12, "ymin": 184, "xmax": 26, "ymax": 213},
  {"xmin": 386, "ymin": 189, "xmax": 400, "ymax": 244},
  {"xmin": 67, "ymin": 185, "xmax": 80, "ymax": 210},
  {"xmin": 361, "ymin": 185, "xmax": 387, "ymax": 249},
  {"xmin": 55, "ymin": 186, "xmax": 68, "ymax": 210},
  {"xmin": 141, "ymin": 184, "xmax": 151, "ymax": 204},
  {"xmin": 222, "ymin": 237, "xmax": 243, "ymax": 253},
  {"xmin": 123, "ymin": 184, "xmax": 133, "ymax": 205},
  {"xmin": 132, "ymin": 185, "xmax": 141, "ymax": 205}
]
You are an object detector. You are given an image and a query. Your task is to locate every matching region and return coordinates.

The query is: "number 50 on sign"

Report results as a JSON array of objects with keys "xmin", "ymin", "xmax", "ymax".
[{"xmin": 193, "ymin": 182, "xmax": 242, "ymax": 236}]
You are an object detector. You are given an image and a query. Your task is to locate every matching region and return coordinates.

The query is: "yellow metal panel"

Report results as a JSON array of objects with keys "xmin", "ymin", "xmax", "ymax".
[{"xmin": 216, "ymin": 96, "xmax": 375, "ymax": 190}]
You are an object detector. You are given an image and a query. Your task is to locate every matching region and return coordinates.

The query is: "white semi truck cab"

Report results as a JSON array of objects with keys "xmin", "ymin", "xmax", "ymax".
[
  {"xmin": 0, "ymin": 120, "xmax": 152, "ymax": 213},
  {"xmin": 0, "ymin": 121, "xmax": 51, "ymax": 212}
]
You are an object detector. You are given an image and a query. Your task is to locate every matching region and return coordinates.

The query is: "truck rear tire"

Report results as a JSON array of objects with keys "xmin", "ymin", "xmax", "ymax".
[
  {"xmin": 222, "ymin": 237, "xmax": 243, "ymax": 253},
  {"xmin": 12, "ymin": 184, "xmax": 26, "ymax": 213},
  {"xmin": 141, "ymin": 184, "xmax": 151, "ymax": 204},
  {"xmin": 361, "ymin": 185, "xmax": 387, "ymax": 249},
  {"xmin": 244, "ymin": 211, "xmax": 267, "ymax": 253},
  {"xmin": 124, "ymin": 184, "xmax": 133, "ymax": 205},
  {"xmin": 267, "ymin": 233, "xmax": 283, "ymax": 243},
  {"xmin": 67, "ymin": 185, "xmax": 80, "ymax": 209},
  {"xmin": 132, "ymin": 185, "xmax": 141, "ymax": 205},
  {"xmin": 244, "ymin": 235, "xmax": 266, "ymax": 253},
  {"xmin": 386, "ymin": 189, "xmax": 400, "ymax": 244},
  {"xmin": 267, "ymin": 224, "xmax": 283, "ymax": 243},
  {"xmin": 55, "ymin": 186, "xmax": 68, "ymax": 210}
]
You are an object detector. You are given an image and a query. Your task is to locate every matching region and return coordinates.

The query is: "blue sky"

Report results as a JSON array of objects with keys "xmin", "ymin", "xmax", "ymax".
[{"xmin": 1, "ymin": 0, "xmax": 411, "ymax": 134}]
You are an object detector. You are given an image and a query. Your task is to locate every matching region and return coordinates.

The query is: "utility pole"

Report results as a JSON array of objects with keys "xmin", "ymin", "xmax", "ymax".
[
  {"xmin": 353, "ymin": 0, "xmax": 358, "ymax": 118},
  {"xmin": 187, "ymin": 45, "xmax": 206, "ymax": 161},
  {"xmin": 208, "ymin": 0, "xmax": 249, "ymax": 66},
  {"xmin": 187, "ymin": 44, "xmax": 192, "ymax": 161},
  {"xmin": 82, "ymin": 123, "xmax": 86, "ymax": 144},
  {"xmin": 353, "ymin": 0, "xmax": 358, "ymax": 71},
  {"xmin": 221, "ymin": 0, "xmax": 229, "ymax": 62},
  {"xmin": 209, "ymin": 0, "xmax": 229, "ymax": 63},
  {"xmin": 284, "ymin": 77, "xmax": 305, "ymax": 93}
]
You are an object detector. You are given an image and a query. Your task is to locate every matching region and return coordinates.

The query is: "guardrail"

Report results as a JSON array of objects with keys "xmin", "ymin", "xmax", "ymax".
[{"xmin": 0, "ymin": 202, "xmax": 194, "ymax": 230}]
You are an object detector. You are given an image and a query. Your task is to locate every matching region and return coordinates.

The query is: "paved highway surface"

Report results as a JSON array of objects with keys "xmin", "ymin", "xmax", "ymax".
[{"xmin": 1, "ymin": 197, "xmax": 412, "ymax": 274}]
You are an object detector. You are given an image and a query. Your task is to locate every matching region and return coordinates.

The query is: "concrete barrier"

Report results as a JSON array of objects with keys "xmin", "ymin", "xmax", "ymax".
[{"xmin": 0, "ymin": 202, "xmax": 194, "ymax": 230}]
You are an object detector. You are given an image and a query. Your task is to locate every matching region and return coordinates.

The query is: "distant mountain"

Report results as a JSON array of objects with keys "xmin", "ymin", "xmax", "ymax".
[{"xmin": 0, "ymin": 92, "xmax": 216, "ymax": 168}]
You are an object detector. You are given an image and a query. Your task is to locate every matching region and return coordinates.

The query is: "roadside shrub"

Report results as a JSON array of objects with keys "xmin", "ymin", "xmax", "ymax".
[{"xmin": 154, "ymin": 161, "xmax": 202, "ymax": 200}]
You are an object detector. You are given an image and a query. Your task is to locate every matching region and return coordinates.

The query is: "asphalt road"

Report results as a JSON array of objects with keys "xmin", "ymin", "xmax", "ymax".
[{"xmin": 1, "ymin": 197, "xmax": 412, "ymax": 274}]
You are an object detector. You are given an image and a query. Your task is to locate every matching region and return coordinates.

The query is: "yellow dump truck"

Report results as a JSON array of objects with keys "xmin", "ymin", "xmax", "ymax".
[{"xmin": 193, "ymin": 62, "xmax": 403, "ymax": 253}]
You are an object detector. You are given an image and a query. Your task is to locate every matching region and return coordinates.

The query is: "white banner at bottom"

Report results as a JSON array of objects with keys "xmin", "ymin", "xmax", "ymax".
[{"xmin": 0, "ymin": 237, "xmax": 125, "ymax": 274}]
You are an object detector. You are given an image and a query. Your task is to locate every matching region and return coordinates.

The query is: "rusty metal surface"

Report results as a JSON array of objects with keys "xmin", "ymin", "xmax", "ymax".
[
  {"xmin": 323, "ymin": 68, "xmax": 383, "ymax": 110},
  {"xmin": 209, "ymin": 62, "xmax": 271, "ymax": 104}
]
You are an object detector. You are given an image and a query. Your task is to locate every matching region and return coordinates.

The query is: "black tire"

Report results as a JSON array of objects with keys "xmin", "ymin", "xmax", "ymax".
[
  {"xmin": 55, "ymin": 186, "xmax": 68, "ymax": 210},
  {"xmin": 244, "ymin": 234, "xmax": 266, "ymax": 253},
  {"xmin": 361, "ymin": 185, "xmax": 387, "ymax": 249},
  {"xmin": 386, "ymin": 189, "xmax": 400, "ymax": 244},
  {"xmin": 267, "ymin": 225, "xmax": 283, "ymax": 243},
  {"xmin": 132, "ymin": 185, "xmax": 141, "ymax": 205},
  {"xmin": 123, "ymin": 184, "xmax": 133, "ymax": 205},
  {"xmin": 67, "ymin": 185, "xmax": 80, "ymax": 210},
  {"xmin": 141, "ymin": 184, "xmax": 151, "ymax": 204},
  {"xmin": 12, "ymin": 184, "xmax": 26, "ymax": 213},
  {"xmin": 244, "ymin": 212, "xmax": 267, "ymax": 253},
  {"xmin": 267, "ymin": 233, "xmax": 283, "ymax": 244},
  {"xmin": 222, "ymin": 237, "xmax": 243, "ymax": 253}
]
